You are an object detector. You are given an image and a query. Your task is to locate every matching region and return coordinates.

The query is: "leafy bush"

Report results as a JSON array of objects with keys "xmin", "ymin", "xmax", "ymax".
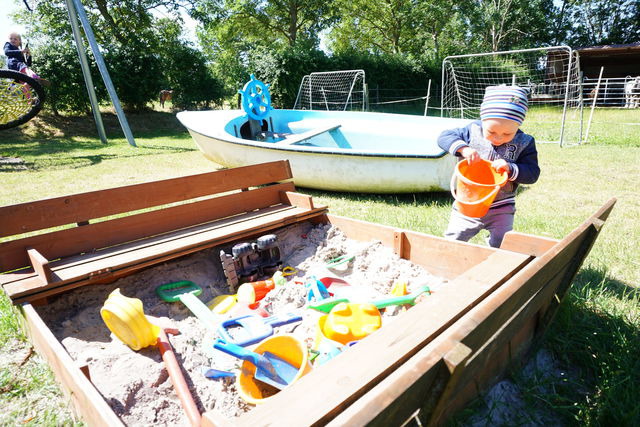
[
  {"xmin": 34, "ymin": 41, "xmax": 99, "ymax": 115},
  {"xmin": 104, "ymin": 45, "xmax": 163, "ymax": 112},
  {"xmin": 248, "ymin": 44, "xmax": 330, "ymax": 108},
  {"xmin": 161, "ymin": 44, "xmax": 225, "ymax": 110},
  {"xmin": 245, "ymin": 45, "xmax": 438, "ymax": 109}
]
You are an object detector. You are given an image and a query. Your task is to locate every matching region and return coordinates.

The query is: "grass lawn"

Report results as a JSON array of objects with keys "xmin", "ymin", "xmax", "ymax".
[{"xmin": 1, "ymin": 108, "xmax": 639, "ymax": 425}]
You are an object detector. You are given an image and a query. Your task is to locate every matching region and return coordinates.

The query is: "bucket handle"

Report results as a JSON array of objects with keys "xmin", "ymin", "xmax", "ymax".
[{"xmin": 450, "ymin": 172, "xmax": 501, "ymax": 207}]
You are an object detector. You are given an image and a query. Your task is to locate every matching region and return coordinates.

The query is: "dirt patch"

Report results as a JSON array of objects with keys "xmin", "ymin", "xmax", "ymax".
[{"xmin": 37, "ymin": 222, "xmax": 446, "ymax": 425}]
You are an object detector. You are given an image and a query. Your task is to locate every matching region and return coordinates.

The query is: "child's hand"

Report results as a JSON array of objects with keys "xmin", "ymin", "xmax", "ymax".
[
  {"xmin": 458, "ymin": 146, "xmax": 481, "ymax": 164},
  {"xmin": 492, "ymin": 159, "xmax": 511, "ymax": 174}
]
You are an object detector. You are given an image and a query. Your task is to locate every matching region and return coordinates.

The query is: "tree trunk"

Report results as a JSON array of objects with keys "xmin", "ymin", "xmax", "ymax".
[
  {"xmin": 94, "ymin": 0, "xmax": 123, "ymax": 42},
  {"xmin": 288, "ymin": 3, "xmax": 298, "ymax": 45}
]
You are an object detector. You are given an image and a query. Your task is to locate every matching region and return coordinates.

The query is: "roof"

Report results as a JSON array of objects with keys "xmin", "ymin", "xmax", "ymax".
[{"xmin": 576, "ymin": 42, "xmax": 640, "ymax": 56}]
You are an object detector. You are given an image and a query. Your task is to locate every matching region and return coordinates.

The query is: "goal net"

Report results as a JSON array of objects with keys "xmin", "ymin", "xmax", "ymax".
[
  {"xmin": 293, "ymin": 70, "xmax": 367, "ymax": 111},
  {"xmin": 441, "ymin": 46, "xmax": 583, "ymax": 146}
]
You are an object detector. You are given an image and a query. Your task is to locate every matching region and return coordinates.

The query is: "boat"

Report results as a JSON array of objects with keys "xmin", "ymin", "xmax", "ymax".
[{"xmin": 177, "ymin": 108, "xmax": 472, "ymax": 193}]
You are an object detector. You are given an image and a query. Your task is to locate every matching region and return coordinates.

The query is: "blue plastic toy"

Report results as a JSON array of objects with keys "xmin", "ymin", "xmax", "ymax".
[
  {"xmin": 238, "ymin": 74, "xmax": 272, "ymax": 121},
  {"xmin": 305, "ymin": 277, "xmax": 331, "ymax": 302},
  {"xmin": 218, "ymin": 313, "xmax": 302, "ymax": 346}
]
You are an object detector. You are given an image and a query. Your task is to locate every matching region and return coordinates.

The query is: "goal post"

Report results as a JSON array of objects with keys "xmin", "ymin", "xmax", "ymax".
[
  {"xmin": 441, "ymin": 46, "xmax": 583, "ymax": 147},
  {"xmin": 293, "ymin": 70, "xmax": 367, "ymax": 111}
]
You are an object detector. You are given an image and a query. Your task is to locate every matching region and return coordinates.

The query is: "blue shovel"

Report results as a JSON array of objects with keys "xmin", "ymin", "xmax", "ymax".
[{"xmin": 213, "ymin": 338, "xmax": 298, "ymax": 390}]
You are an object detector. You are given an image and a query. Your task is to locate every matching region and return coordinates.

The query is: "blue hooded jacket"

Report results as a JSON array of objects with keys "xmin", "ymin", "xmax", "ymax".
[{"xmin": 4, "ymin": 42, "xmax": 32, "ymax": 71}]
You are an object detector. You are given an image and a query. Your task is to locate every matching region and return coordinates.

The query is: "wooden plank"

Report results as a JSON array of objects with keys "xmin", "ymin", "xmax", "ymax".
[
  {"xmin": 534, "ymin": 220, "xmax": 605, "ymax": 339},
  {"xmin": 328, "ymin": 351, "xmax": 449, "ymax": 426},
  {"xmin": 201, "ymin": 411, "xmax": 236, "ymax": 427},
  {"xmin": 500, "ymin": 231, "xmax": 559, "ymax": 256},
  {"xmin": 329, "ymin": 324, "xmax": 479, "ymax": 426},
  {"xmin": 459, "ymin": 202, "xmax": 614, "ymax": 355},
  {"xmin": 402, "ymin": 231, "xmax": 497, "ymax": 280},
  {"xmin": 438, "ymin": 281, "xmax": 556, "ymax": 419},
  {"xmin": 277, "ymin": 123, "xmax": 341, "ymax": 145},
  {"xmin": 27, "ymin": 248, "xmax": 53, "ymax": 285},
  {"xmin": 234, "ymin": 251, "xmax": 530, "ymax": 426},
  {"xmin": 0, "ymin": 182, "xmax": 296, "ymax": 272},
  {"xmin": 325, "ymin": 199, "xmax": 616, "ymax": 426},
  {"xmin": 436, "ymin": 374, "xmax": 479, "ymax": 426},
  {"xmin": 325, "ymin": 214, "xmax": 496, "ymax": 280},
  {"xmin": 19, "ymin": 303, "xmax": 124, "ymax": 426},
  {"xmin": 508, "ymin": 314, "xmax": 537, "ymax": 362},
  {"xmin": 426, "ymin": 342, "xmax": 473, "ymax": 426},
  {"xmin": 426, "ymin": 212, "xmax": 611, "ymax": 421},
  {"xmin": 280, "ymin": 191, "xmax": 315, "ymax": 210},
  {"xmin": 5, "ymin": 206, "xmax": 327, "ymax": 303},
  {"xmin": 393, "ymin": 230, "xmax": 405, "ymax": 258},
  {"xmin": 0, "ymin": 160, "xmax": 293, "ymax": 238}
]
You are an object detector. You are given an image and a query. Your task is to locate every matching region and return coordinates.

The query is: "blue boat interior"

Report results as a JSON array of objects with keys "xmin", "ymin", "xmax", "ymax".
[{"xmin": 224, "ymin": 110, "xmax": 462, "ymax": 156}]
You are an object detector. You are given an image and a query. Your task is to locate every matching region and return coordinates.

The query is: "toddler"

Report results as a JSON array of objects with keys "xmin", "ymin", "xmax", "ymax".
[
  {"xmin": 4, "ymin": 32, "xmax": 50, "ymax": 86},
  {"xmin": 437, "ymin": 85, "xmax": 540, "ymax": 247}
]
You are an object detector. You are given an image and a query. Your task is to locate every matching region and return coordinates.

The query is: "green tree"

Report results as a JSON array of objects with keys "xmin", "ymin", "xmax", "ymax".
[
  {"xmin": 328, "ymin": 0, "xmax": 422, "ymax": 55},
  {"xmin": 35, "ymin": 41, "xmax": 99, "ymax": 115},
  {"xmin": 194, "ymin": 0, "xmax": 336, "ymax": 93},
  {"xmin": 155, "ymin": 19, "xmax": 225, "ymax": 109},
  {"xmin": 195, "ymin": 0, "xmax": 336, "ymax": 49},
  {"xmin": 247, "ymin": 43, "xmax": 329, "ymax": 108},
  {"xmin": 458, "ymin": 0, "xmax": 556, "ymax": 52},
  {"xmin": 564, "ymin": 0, "xmax": 640, "ymax": 46},
  {"xmin": 13, "ymin": 0, "xmax": 223, "ymax": 111},
  {"xmin": 328, "ymin": 0, "xmax": 467, "ymax": 66}
]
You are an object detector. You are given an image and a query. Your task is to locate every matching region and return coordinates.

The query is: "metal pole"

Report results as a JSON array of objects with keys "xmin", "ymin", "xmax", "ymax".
[
  {"xmin": 423, "ymin": 79, "xmax": 432, "ymax": 116},
  {"xmin": 363, "ymin": 82, "xmax": 369, "ymax": 111},
  {"xmin": 71, "ymin": 0, "xmax": 136, "ymax": 147},
  {"xmin": 558, "ymin": 47, "xmax": 573, "ymax": 147},
  {"xmin": 578, "ymin": 71, "xmax": 584, "ymax": 144},
  {"xmin": 440, "ymin": 60, "xmax": 445, "ymax": 117},
  {"xmin": 583, "ymin": 66, "xmax": 604, "ymax": 145},
  {"xmin": 65, "ymin": 0, "xmax": 107, "ymax": 144}
]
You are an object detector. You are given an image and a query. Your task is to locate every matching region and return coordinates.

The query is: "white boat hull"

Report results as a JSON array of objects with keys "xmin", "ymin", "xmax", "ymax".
[{"xmin": 178, "ymin": 109, "xmax": 471, "ymax": 193}]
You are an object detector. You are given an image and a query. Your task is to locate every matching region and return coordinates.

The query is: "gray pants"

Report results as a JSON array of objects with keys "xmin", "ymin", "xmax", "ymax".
[{"xmin": 444, "ymin": 204, "xmax": 516, "ymax": 248}]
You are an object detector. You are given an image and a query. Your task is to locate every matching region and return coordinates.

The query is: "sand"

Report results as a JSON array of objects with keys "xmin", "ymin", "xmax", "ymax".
[{"xmin": 38, "ymin": 221, "xmax": 445, "ymax": 426}]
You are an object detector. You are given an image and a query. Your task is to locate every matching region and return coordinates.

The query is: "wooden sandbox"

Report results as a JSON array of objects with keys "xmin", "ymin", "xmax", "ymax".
[{"xmin": 0, "ymin": 160, "xmax": 615, "ymax": 426}]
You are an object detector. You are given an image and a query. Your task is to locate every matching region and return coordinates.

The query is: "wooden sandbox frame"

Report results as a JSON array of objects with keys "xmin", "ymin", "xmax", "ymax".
[{"xmin": 0, "ymin": 160, "xmax": 615, "ymax": 426}]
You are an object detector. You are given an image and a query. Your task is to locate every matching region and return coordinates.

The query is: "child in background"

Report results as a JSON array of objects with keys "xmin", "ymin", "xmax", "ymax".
[
  {"xmin": 437, "ymin": 85, "xmax": 540, "ymax": 248},
  {"xmin": 4, "ymin": 32, "xmax": 50, "ymax": 86}
]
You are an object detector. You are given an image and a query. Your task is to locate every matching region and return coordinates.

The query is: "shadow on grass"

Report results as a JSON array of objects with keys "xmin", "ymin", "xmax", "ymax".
[
  {"xmin": 0, "ymin": 141, "xmax": 197, "ymax": 172},
  {"xmin": 0, "ymin": 110, "xmax": 190, "ymax": 142},
  {"xmin": 539, "ymin": 266, "xmax": 640, "ymax": 423},
  {"xmin": 0, "ymin": 110, "xmax": 200, "ymax": 173},
  {"xmin": 451, "ymin": 266, "xmax": 639, "ymax": 425},
  {"xmin": 300, "ymin": 187, "xmax": 453, "ymax": 208}
]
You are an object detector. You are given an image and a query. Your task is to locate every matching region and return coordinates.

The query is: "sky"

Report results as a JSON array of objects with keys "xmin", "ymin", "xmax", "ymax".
[{"xmin": 1, "ymin": 0, "xmax": 26, "ymax": 38}]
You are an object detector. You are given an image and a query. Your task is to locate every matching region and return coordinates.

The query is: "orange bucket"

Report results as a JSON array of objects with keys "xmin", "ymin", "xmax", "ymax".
[
  {"xmin": 450, "ymin": 159, "xmax": 508, "ymax": 218},
  {"xmin": 237, "ymin": 334, "xmax": 312, "ymax": 404}
]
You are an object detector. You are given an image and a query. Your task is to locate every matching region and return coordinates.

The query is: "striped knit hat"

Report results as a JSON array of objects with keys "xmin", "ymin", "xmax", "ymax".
[{"xmin": 480, "ymin": 85, "xmax": 530, "ymax": 124}]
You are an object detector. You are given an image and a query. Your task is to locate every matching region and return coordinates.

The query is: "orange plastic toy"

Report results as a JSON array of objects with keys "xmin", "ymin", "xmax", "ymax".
[
  {"xmin": 237, "ymin": 271, "xmax": 286, "ymax": 304},
  {"xmin": 451, "ymin": 159, "xmax": 508, "ymax": 218},
  {"xmin": 321, "ymin": 302, "xmax": 382, "ymax": 345}
]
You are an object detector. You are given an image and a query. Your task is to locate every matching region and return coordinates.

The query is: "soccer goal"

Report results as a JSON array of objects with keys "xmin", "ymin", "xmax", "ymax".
[
  {"xmin": 293, "ymin": 70, "xmax": 367, "ymax": 111},
  {"xmin": 441, "ymin": 46, "xmax": 583, "ymax": 146}
]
